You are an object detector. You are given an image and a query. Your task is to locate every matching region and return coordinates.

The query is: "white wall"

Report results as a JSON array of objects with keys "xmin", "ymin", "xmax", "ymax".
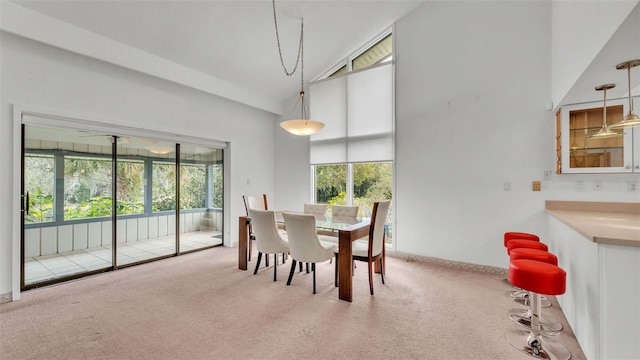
[
  {"xmin": 393, "ymin": 0, "xmax": 638, "ymax": 269},
  {"xmin": 274, "ymin": 90, "xmax": 312, "ymax": 213},
  {"xmin": 0, "ymin": 32, "xmax": 278, "ymax": 298}
]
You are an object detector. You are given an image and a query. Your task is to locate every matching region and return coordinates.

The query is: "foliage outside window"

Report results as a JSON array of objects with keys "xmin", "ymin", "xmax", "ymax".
[
  {"xmin": 315, "ymin": 162, "xmax": 393, "ymax": 242},
  {"xmin": 26, "ymin": 153, "xmax": 219, "ymax": 223},
  {"xmin": 211, "ymin": 163, "xmax": 223, "ymax": 208},
  {"xmin": 152, "ymin": 162, "xmax": 176, "ymax": 212},
  {"xmin": 180, "ymin": 164, "xmax": 206, "ymax": 209},
  {"xmin": 64, "ymin": 157, "xmax": 113, "ymax": 219},
  {"xmin": 63, "ymin": 157, "xmax": 145, "ymax": 219},
  {"xmin": 24, "ymin": 155, "xmax": 55, "ymax": 223},
  {"xmin": 315, "ymin": 164, "xmax": 347, "ymax": 206}
]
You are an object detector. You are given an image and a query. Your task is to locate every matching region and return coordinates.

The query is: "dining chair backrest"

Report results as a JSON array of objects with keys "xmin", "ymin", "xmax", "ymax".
[
  {"xmin": 248, "ymin": 209, "xmax": 289, "ymax": 254},
  {"xmin": 303, "ymin": 203, "xmax": 328, "ymax": 220},
  {"xmin": 283, "ymin": 212, "xmax": 334, "ymax": 263},
  {"xmin": 331, "ymin": 205, "xmax": 358, "ymax": 223},
  {"xmin": 369, "ymin": 200, "xmax": 391, "ymax": 257},
  {"xmin": 243, "ymin": 194, "xmax": 268, "ymax": 215}
]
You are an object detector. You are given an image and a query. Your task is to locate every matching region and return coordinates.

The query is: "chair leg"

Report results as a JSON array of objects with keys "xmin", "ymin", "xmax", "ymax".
[
  {"xmin": 380, "ymin": 258, "xmax": 385, "ymax": 285},
  {"xmin": 265, "ymin": 254, "xmax": 269, "ymax": 267},
  {"xmin": 334, "ymin": 253, "xmax": 339, "ymax": 287},
  {"xmin": 273, "ymin": 254, "xmax": 278, "ymax": 282},
  {"xmin": 253, "ymin": 252, "xmax": 263, "ymax": 275},
  {"xmin": 368, "ymin": 260, "xmax": 374, "ymax": 295},
  {"xmin": 306, "ymin": 263, "xmax": 310, "ymax": 274},
  {"xmin": 299, "ymin": 261, "xmax": 303, "ymax": 272},
  {"xmin": 312, "ymin": 263, "xmax": 316, "ymax": 294},
  {"xmin": 248, "ymin": 239, "xmax": 253, "ymax": 261},
  {"xmin": 287, "ymin": 260, "xmax": 297, "ymax": 286}
]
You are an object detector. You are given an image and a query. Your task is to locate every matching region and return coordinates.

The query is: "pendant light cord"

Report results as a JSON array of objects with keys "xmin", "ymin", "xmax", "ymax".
[{"xmin": 272, "ymin": 0, "xmax": 304, "ymax": 81}]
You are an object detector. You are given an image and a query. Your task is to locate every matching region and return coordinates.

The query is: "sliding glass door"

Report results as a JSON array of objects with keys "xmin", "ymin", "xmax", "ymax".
[
  {"xmin": 23, "ymin": 125, "xmax": 115, "ymax": 286},
  {"xmin": 115, "ymin": 137, "xmax": 177, "ymax": 266},
  {"xmin": 178, "ymin": 143, "xmax": 224, "ymax": 253},
  {"xmin": 22, "ymin": 123, "xmax": 224, "ymax": 289}
]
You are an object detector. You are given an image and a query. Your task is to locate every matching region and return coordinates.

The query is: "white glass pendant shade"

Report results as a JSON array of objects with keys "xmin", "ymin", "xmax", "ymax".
[
  {"xmin": 279, "ymin": 90, "xmax": 325, "ymax": 136},
  {"xmin": 608, "ymin": 59, "xmax": 640, "ymax": 129},
  {"xmin": 280, "ymin": 119, "xmax": 325, "ymax": 135}
]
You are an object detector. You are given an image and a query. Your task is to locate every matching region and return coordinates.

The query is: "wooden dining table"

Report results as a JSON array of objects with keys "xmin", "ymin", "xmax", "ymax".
[{"xmin": 238, "ymin": 214, "xmax": 382, "ymax": 302}]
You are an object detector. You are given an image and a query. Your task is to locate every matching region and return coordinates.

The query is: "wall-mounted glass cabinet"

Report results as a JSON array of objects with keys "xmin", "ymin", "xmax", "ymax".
[{"xmin": 558, "ymin": 97, "xmax": 639, "ymax": 173}]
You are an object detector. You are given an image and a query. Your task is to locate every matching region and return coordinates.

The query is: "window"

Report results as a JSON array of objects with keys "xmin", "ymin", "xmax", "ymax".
[
  {"xmin": 352, "ymin": 33, "xmax": 392, "ymax": 71},
  {"xmin": 320, "ymin": 30, "xmax": 392, "ymax": 80},
  {"xmin": 315, "ymin": 164, "xmax": 347, "ymax": 206},
  {"xmin": 24, "ymin": 154, "xmax": 55, "ymax": 223},
  {"xmin": 152, "ymin": 162, "xmax": 177, "ymax": 211},
  {"xmin": 64, "ymin": 156, "xmax": 113, "ymax": 219},
  {"xmin": 311, "ymin": 30, "xmax": 394, "ymax": 243},
  {"xmin": 180, "ymin": 163, "xmax": 207, "ymax": 209},
  {"xmin": 314, "ymin": 162, "xmax": 393, "ymax": 243}
]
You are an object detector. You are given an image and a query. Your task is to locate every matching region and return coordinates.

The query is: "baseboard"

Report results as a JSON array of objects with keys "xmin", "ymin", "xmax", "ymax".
[
  {"xmin": 387, "ymin": 251, "xmax": 507, "ymax": 275},
  {"xmin": 0, "ymin": 292, "xmax": 12, "ymax": 304}
]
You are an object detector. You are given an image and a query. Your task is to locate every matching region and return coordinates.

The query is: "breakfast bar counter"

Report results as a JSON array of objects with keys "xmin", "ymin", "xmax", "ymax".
[
  {"xmin": 545, "ymin": 200, "xmax": 640, "ymax": 247},
  {"xmin": 545, "ymin": 200, "xmax": 640, "ymax": 360}
]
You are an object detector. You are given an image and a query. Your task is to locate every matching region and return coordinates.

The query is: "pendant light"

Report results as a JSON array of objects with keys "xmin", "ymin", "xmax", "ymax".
[
  {"xmin": 272, "ymin": 0, "xmax": 324, "ymax": 136},
  {"xmin": 608, "ymin": 59, "xmax": 640, "ymax": 129},
  {"xmin": 586, "ymin": 83, "xmax": 623, "ymax": 139}
]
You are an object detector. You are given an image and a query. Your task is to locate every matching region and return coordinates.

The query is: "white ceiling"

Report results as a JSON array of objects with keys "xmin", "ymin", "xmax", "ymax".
[
  {"xmin": 7, "ymin": 1, "xmax": 639, "ymax": 110},
  {"xmin": 11, "ymin": 0, "xmax": 425, "ymax": 105}
]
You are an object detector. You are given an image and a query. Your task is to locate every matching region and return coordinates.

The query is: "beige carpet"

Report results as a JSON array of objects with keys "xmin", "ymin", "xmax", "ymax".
[{"xmin": 0, "ymin": 246, "xmax": 586, "ymax": 360}]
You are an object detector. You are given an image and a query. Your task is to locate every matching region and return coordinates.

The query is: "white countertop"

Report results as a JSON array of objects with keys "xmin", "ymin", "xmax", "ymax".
[{"xmin": 545, "ymin": 201, "xmax": 640, "ymax": 247}]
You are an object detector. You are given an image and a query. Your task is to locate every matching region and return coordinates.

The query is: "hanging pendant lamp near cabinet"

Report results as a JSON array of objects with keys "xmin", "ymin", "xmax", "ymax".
[
  {"xmin": 587, "ymin": 83, "xmax": 624, "ymax": 139},
  {"xmin": 272, "ymin": 0, "xmax": 324, "ymax": 136},
  {"xmin": 608, "ymin": 59, "xmax": 640, "ymax": 129}
]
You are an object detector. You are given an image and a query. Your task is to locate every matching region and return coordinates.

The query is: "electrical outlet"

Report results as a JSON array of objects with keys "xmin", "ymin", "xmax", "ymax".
[
  {"xmin": 593, "ymin": 181, "xmax": 602, "ymax": 191},
  {"xmin": 544, "ymin": 171, "xmax": 552, "ymax": 181},
  {"xmin": 503, "ymin": 182, "xmax": 512, "ymax": 191},
  {"xmin": 576, "ymin": 181, "xmax": 584, "ymax": 192},
  {"xmin": 628, "ymin": 181, "xmax": 639, "ymax": 193}
]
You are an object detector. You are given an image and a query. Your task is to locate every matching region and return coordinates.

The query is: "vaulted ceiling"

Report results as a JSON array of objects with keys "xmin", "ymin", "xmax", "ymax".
[{"xmin": 10, "ymin": 0, "xmax": 425, "ymax": 109}]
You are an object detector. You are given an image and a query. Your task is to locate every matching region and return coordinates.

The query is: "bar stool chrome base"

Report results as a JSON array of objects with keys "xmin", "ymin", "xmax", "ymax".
[
  {"xmin": 506, "ymin": 329, "xmax": 571, "ymax": 360},
  {"xmin": 508, "ymin": 290, "xmax": 552, "ymax": 308},
  {"xmin": 509, "ymin": 308, "xmax": 563, "ymax": 333}
]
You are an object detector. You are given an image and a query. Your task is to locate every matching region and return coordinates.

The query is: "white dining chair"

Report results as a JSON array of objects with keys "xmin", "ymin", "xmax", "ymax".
[
  {"xmin": 249, "ymin": 209, "xmax": 290, "ymax": 281},
  {"xmin": 242, "ymin": 194, "xmax": 268, "ymax": 262},
  {"xmin": 283, "ymin": 212, "xmax": 336, "ymax": 294},
  {"xmin": 303, "ymin": 203, "xmax": 328, "ymax": 220},
  {"xmin": 331, "ymin": 205, "xmax": 358, "ymax": 223},
  {"xmin": 334, "ymin": 200, "xmax": 390, "ymax": 295}
]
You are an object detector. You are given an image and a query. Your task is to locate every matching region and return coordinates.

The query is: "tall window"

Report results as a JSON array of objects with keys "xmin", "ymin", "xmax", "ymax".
[{"xmin": 311, "ymin": 30, "xmax": 394, "ymax": 243}]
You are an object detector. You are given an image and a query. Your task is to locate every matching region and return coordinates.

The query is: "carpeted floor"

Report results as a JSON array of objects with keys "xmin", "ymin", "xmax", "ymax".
[{"xmin": 0, "ymin": 246, "xmax": 586, "ymax": 360}]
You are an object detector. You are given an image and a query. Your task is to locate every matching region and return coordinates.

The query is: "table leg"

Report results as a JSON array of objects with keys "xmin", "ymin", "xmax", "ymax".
[
  {"xmin": 338, "ymin": 231, "xmax": 353, "ymax": 302},
  {"xmin": 238, "ymin": 216, "xmax": 249, "ymax": 270}
]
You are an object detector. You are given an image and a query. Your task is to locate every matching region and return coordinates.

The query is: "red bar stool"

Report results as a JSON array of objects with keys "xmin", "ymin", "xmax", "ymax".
[
  {"xmin": 504, "ymin": 232, "xmax": 540, "ymax": 248},
  {"xmin": 502, "ymin": 232, "xmax": 541, "ymax": 287},
  {"xmin": 506, "ymin": 240, "xmax": 552, "ymax": 308},
  {"xmin": 507, "ymin": 239, "xmax": 548, "ymax": 254},
  {"xmin": 506, "ymin": 259, "xmax": 570, "ymax": 360},
  {"xmin": 508, "ymin": 248, "xmax": 562, "ymax": 333}
]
